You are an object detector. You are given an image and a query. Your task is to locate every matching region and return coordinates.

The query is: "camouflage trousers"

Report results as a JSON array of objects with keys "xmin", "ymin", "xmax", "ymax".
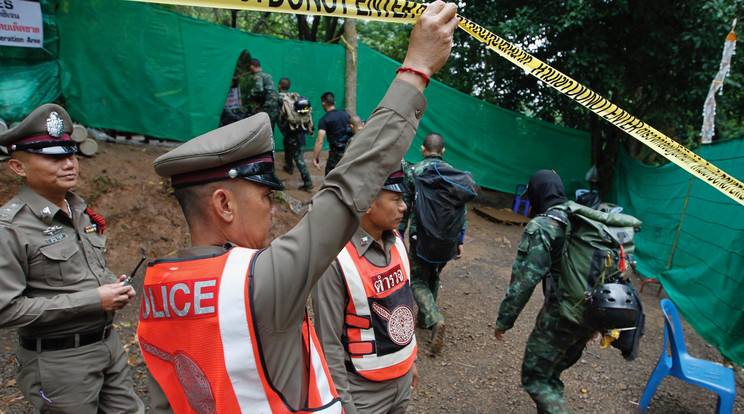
[
  {"xmin": 261, "ymin": 102, "xmax": 281, "ymax": 135},
  {"xmin": 409, "ymin": 240, "xmax": 447, "ymax": 329},
  {"xmin": 282, "ymin": 131, "xmax": 313, "ymax": 188},
  {"xmin": 521, "ymin": 303, "xmax": 595, "ymax": 414},
  {"xmin": 324, "ymin": 147, "xmax": 346, "ymax": 176}
]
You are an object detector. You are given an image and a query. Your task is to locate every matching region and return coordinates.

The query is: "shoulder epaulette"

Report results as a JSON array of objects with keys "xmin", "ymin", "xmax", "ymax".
[{"xmin": 0, "ymin": 198, "xmax": 26, "ymax": 223}]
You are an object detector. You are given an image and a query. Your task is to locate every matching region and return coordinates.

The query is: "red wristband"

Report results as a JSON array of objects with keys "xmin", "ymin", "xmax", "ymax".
[{"xmin": 396, "ymin": 67, "xmax": 431, "ymax": 87}]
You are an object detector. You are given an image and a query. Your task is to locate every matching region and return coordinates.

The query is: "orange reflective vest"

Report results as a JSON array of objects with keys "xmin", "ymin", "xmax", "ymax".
[
  {"xmin": 137, "ymin": 247, "xmax": 342, "ymax": 414},
  {"xmin": 338, "ymin": 235, "xmax": 417, "ymax": 382}
]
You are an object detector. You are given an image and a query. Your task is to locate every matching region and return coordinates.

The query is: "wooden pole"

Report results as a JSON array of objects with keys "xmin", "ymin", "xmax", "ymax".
[{"xmin": 343, "ymin": 19, "xmax": 358, "ymax": 116}]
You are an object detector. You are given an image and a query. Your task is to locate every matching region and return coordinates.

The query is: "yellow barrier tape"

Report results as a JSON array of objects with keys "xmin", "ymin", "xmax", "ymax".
[{"xmin": 128, "ymin": 0, "xmax": 744, "ymax": 206}]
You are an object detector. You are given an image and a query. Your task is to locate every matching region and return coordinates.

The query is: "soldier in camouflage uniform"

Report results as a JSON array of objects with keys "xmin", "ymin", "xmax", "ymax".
[
  {"xmin": 277, "ymin": 77, "xmax": 313, "ymax": 191},
  {"xmin": 494, "ymin": 170, "xmax": 596, "ymax": 414},
  {"xmin": 244, "ymin": 58, "xmax": 281, "ymax": 134},
  {"xmin": 397, "ymin": 133, "xmax": 467, "ymax": 355}
]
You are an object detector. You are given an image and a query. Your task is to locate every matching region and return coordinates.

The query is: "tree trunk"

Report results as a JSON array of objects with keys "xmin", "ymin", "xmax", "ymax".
[
  {"xmin": 324, "ymin": 17, "xmax": 339, "ymax": 42},
  {"xmin": 343, "ymin": 19, "xmax": 358, "ymax": 116},
  {"xmin": 590, "ymin": 115, "xmax": 621, "ymax": 198},
  {"xmin": 297, "ymin": 15, "xmax": 311, "ymax": 41}
]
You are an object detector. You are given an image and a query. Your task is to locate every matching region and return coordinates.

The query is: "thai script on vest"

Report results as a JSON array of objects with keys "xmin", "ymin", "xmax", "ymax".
[{"xmin": 370, "ymin": 264, "xmax": 404, "ymax": 295}]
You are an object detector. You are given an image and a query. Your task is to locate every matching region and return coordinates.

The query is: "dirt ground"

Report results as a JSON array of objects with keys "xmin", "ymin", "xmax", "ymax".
[{"xmin": 0, "ymin": 137, "xmax": 742, "ymax": 413}]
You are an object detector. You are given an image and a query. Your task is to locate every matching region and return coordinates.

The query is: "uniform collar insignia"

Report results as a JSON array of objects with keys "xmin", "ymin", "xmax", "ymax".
[
  {"xmin": 46, "ymin": 112, "xmax": 64, "ymax": 138},
  {"xmin": 360, "ymin": 236, "xmax": 369, "ymax": 246},
  {"xmin": 40, "ymin": 206, "xmax": 52, "ymax": 218}
]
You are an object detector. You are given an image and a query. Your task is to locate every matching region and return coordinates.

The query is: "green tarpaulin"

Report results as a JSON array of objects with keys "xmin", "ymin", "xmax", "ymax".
[
  {"xmin": 0, "ymin": 0, "xmax": 60, "ymax": 121},
  {"xmin": 1, "ymin": 0, "xmax": 589, "ymax": 194},
  {"xmin": 609, "ymin": 137, "xmax": 744, "ymax": 366}
]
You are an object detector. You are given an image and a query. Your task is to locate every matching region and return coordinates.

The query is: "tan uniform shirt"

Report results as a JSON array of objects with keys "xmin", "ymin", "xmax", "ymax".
[
  {"xmin": 312, "ymin": 228, "xmax": 408, "ymax": 414},
  {"xmin": 149, "ymin": 79, "xmax": 426, "ymax": 412},
  {"xmin": 0, "ymin": 185, "xmax": 112, "ymax": 337}
]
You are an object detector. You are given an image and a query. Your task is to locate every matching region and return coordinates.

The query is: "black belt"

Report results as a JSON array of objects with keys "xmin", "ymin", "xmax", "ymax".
[{"xmin": 19, "ymin": 325, "xmax": 112, "ymax": 352}]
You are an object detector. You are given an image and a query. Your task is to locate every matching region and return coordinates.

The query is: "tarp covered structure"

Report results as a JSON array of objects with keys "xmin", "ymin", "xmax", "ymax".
[
  {"xmin": 0, "ymin": 0, "xmax": 61, "ymax": 121},
  {"xmin": 609, "ymin": 137, "xmax": 744, "ymax": 366},
  {"xmin": 0, "ymin": 0, "xmax": 590, "ymax": 195}
]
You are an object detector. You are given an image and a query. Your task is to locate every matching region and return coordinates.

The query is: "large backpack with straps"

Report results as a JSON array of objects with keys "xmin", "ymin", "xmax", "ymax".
[
  {"xmin": 280, "ymin": 92, "xmax": 314, "ymax": 132},
  {"xmin": 545, "ymin": 201, "xmax": 642, "ymax": 328},
  {"xmin": 413, "ymin": 162, "xmax": 477, "ymax": 263}
]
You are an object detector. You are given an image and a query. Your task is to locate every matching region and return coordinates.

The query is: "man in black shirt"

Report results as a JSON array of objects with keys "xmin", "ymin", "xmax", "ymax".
[{"xmin": 312, "ymin": 92, "xmax": 351, "ymax": 175}]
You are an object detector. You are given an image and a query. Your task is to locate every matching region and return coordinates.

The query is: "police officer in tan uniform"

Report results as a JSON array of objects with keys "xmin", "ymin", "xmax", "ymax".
[
  {"xmin": 0, "ymin": 104, "xmax": 144, "ymax": 413},
  {"xmin": 312, "ymin": 170, "xmax": 418, "ymax": 414},
  {"xmin": 141, "ymin": 2, "xmax": 459, "ymax": 411}
]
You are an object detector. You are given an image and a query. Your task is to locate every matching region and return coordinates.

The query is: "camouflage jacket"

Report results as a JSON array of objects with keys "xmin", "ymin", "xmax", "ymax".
[
  {"xmin": 397, "ymin": 154, "xmax": 468, "ymax": 239},
  {"xmin": 495, "ymin": 204, "xmax": 568, "ymax": 331},
  {"xmin": 243, "ymin": 70, "xmax": 279, "ymax": 108}
]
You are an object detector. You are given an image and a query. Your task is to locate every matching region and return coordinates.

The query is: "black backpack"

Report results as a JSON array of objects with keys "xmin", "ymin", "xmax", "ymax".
[{"xmin": 414, "ymin": 162, "xmax": 477, "ymax": 263}]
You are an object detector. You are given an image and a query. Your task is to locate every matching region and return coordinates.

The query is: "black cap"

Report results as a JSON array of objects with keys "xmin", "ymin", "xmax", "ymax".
[{"xmin": 382, "ymin": 170, "xmax": 409, "ymax": 193}]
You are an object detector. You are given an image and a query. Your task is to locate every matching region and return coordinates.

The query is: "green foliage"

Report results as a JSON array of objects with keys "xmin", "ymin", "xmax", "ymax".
[
  {"xmin": 356, "ymin": 20, "xmax": 411, "ymax": 63},
  {"xmin": 432, "ymin": 0, "xmax": 744, "ymax": 191},
  {"xmin": 468, "ymin": 1, "xmax": 739, "ymax": 141}
]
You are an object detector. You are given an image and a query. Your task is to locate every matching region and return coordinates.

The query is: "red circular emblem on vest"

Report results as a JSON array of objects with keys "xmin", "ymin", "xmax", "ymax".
[
  {"xmin": 174, "ymin": 353, "xmax": 216, "ymax": 414},
  {"xmin": 387, "ymin": 305, "xmax": 415, "ymax": 345}
]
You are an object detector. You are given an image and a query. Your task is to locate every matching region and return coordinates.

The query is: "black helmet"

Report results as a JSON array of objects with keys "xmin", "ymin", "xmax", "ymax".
[
  {"xmin": 294, "ymin": 96, "xmax": 311, "ymax": 114},
  {"xmin": 584, "ymin": 283, "xmax": 639, "ymax": 331}
]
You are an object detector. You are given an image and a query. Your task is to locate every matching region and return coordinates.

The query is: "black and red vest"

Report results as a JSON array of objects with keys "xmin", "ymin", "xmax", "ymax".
[{"xmin": 337, "ymin": 236, "xmax": 417, "ymax": 381}]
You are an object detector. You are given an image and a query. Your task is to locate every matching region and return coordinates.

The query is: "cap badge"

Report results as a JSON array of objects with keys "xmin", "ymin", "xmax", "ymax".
[
  {"xmin": 46, "ymin": 112, "xmax": 64, "ymax": 138},
  {"xmin": 228, "ymin": 169, "xmax": 238, "ymax": 179}
]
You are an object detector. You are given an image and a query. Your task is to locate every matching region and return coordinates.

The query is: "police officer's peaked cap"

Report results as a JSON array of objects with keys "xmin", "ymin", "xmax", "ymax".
[
  {"xmin": 382, "ymin": 169, "xmax": 409, "ymax": 193},
  {"xmin": 0, "ymin": 103, "xmax": 77, "ymax": 155},
  {"xmin": 154, "ymin": 112, "xmax": 285, "ymax": 190}
]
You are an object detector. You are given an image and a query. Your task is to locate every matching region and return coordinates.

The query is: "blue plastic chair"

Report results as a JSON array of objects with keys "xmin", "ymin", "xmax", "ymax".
[
  {"xmin": 639, "ymin": 299, "xmax": 736, "ymax": 413},
  {"xmin": 512, "ymin": 184, "xmax": 530, "ymax": 216}
]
